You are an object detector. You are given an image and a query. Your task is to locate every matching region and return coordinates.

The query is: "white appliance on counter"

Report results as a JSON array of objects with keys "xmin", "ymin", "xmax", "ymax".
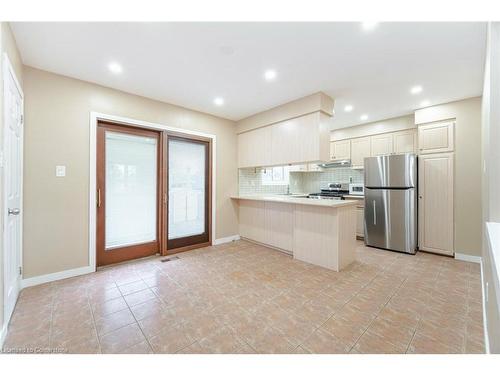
[{"xmin": 349, "ymin": 183, "xmax": 364, "ymax": 196}]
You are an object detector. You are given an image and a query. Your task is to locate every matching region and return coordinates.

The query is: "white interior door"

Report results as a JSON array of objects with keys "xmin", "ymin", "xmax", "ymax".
[{"xmin": 3, "ymin": 55, "xmax": 23, "ymax": 325}]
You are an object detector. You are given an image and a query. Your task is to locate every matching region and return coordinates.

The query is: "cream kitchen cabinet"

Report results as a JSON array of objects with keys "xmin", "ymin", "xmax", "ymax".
[
  {"xmin": 237, "ymin": 126, "xmax": 272, "ymax": 168},
  {"xmin": 418, "ymin": 152, "xmax": 454, "ymax": 255},
  {"xmin": 418, "ymin": 120, "xmax": 454, "ymax": 154},
  {"xmin": 356, "ymin": 206, "xmax": 364, "ymax": 238},
  {"xmin": 370, "ymin": 133, "xmax": 393, "ymax": 156},
  {"xmin": 264, "ymin": 202, "xmax": 294, "ymax": 252},
  {"xmin": 330, "ymin": 140, "xmax": 351, "ymax": 161},
  {"xmin": 239, "ymin": 200, "xmax": 266, "ymax": 244},
  {"xmin": 393, "ymin": 129, "xmax": 417, "ymax": 154},
  {"xmin": 351, "ymin": 136, "xmax": 371, "ymax": 168},
  {"xmin": 237, "ymin": 112, "xmax": 330, "ymax": 168}
]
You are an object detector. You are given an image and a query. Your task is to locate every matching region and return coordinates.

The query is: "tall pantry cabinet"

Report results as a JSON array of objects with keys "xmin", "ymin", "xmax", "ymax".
[{"xmin": 417, "ymin": 120, "xmax": 455, "ymax": 256}]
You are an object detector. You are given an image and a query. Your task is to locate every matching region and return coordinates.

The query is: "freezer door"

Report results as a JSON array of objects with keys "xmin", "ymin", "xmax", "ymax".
[
  {"xmin": 364, "ymin": 188, "xmax": 417, "ymax": 254},
  {"xmin": 364, "ymin": 154, "xmax": 416, "ymax": 188}
]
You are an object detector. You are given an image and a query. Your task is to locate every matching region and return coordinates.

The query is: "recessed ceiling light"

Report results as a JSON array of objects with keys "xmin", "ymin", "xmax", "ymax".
[
  {"xmin": 214, "ymin": 97, "xmax": 224, "ymax": 106},
  {"xmin": 344, "ymin": 105, "xmax": 354, "ymax": 112},
  {"xmin": 410, "ymin": 85, "xmax": 423, "ymax": 94},
  {"xmin": 420, "ymin": 100, "xmax": 430, "ymax": 107},
  {"xmin": 360, "ymin": 114, "xmax": 368, "ymax": 121},
  {"xmin": 361, "ymin": 22, "xmax": 379, "ymax": 31},
  {"xmin": 108, "ymin": 62, "xmax": 123, "ymax": 74},
  {"xmin": 264, "ymin": 70, "xmax": 277, "ymax": 81}
]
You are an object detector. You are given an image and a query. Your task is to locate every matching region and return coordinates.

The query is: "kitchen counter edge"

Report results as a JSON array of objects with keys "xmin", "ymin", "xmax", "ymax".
[{"xmin": 231, "ymin": 195, "xmax": 359, "ymax": 208}]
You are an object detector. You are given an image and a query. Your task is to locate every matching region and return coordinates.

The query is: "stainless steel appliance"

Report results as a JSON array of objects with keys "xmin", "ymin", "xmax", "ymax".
[
  {"xmin": 364, "ymin": 154, "xmax": 417, "ymax": 254},
  {"xmin": 308, "ymin": 183, "xmax": 349, "ymax": 200},
  {"xmin": 349, "ymin": 183, "xmax": 364, "ymax": 196}
]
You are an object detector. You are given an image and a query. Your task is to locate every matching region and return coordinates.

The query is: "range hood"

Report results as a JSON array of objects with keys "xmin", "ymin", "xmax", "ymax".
[{"xmin": 318, "ymin": 159, "xmax": 352, "ymax": 168}]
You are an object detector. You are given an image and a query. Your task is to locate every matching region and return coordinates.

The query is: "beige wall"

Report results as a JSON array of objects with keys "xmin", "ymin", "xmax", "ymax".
[
  {"xmin": 331, "ymin": 114, "xmax": 415, "ymax": 141},
  {"xmin": 415, "ymin": 97, "xmax": 482, "ymax": 257},
  {"xmin": 0, "ymin": 22, "xmax": 24, "ymax": 338},
  {"xmin": 23, "ymin": 67, "xmax": 238, "ymax": 279}
]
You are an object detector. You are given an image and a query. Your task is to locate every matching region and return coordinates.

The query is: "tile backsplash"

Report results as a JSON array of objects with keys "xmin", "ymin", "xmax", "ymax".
[
  {"xmin": 238, "ymin": 166, "xmax": 364, "ymax": 195},
  {"xmin": 300, "ymin": 167, "xmax": 364, "ymax": 193}
]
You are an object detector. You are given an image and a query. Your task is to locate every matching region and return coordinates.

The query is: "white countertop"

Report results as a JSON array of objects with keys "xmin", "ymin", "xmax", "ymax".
[
  {"xmin": 231, "ymin": 194, "xmax": 359, "ymax": 208},
  {"xmin": 343, "ymin": 195, "xmax": 365, "ymax": 200}
]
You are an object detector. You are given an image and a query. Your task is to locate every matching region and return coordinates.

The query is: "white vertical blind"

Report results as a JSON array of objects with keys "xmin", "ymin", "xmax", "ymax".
[
  {"xmin": 168, "ymin": 139, "xmax": 206, "ymax": 239},
  {"xmin": 105, "ymin": 131, "xmax": 157, "ymax": 249}
]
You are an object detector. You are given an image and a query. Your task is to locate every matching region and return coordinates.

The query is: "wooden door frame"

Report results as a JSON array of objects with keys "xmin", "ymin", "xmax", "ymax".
[
  {"xmin": 96, "ymin": 121, "xmax": 164, "ymax": 266},
  {"xmin": 163, "ymin": 132, "xmax": 213, "ymax": 255},
  {"xmin": 89, "ymin": 113, "xmax": 217, "ymax": 270}
]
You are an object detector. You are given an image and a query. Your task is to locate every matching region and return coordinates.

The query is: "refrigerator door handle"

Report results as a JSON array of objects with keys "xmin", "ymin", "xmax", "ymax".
[{"xmin": 373, "ymin": 200, "xmax": 376, "ymax": 225}]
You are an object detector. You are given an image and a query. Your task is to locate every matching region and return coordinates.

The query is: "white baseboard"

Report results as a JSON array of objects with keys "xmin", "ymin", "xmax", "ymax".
[
  {"xmin": 213, "ymin": 235, "xmax": 240, "ymax": 245},
  {"xmin": 455, "ymin": 253, "xmax": 482, "ymax": 264},
  {"xmin": 0, "ymin": 322, "xmax": 7, "ymax": 348},
  {"xmin": 21, "ymin": 265, "xmax": 95, "ymax": 289}
]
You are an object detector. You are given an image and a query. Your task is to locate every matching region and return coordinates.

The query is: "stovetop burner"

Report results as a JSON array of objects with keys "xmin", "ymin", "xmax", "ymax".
[{"xmin": 308, "ymin": 182, "xmax": 349, "ymax": 200}]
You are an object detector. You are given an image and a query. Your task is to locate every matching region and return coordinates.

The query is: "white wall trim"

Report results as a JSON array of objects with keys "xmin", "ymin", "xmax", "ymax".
[
  {"xmin": 0, "ymin": 322, "xmax": 7, "ymax": 348},
  {"xmin": 89, "ymin": 112, "xmax": 217, "ymax": 271},
  {"xmin": 480, "ymin": 260, "xmax": 491, "ymax": 354},
  {"xmin": 213, "ymin": 235, "xmax": 240, "ymax": 245},
  {"xmin": 454, "ymin": 252, "xmax": 482, "ymax": 264},
  {"xmin": 21, "ymin": 266, "xmax": 94, "ymax": 289}
]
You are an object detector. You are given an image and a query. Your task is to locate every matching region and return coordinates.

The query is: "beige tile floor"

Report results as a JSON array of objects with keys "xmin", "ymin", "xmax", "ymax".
[{"xmin": 2, "ymin": 240, "xmax": 485, "ymax": 354}]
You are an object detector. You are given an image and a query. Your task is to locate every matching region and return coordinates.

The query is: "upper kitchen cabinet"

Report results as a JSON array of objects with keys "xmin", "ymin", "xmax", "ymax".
[
  {"xmin": 393, "ymin": 129, "xmax": 417, "ymax": 154},
  {"xmin": 237, "ymin": 125, "xmax": 272, "ymax": 168},
  {"xmin": 370, "ymin": 133, "xmax": 393, "ymax": 156},
  {"xmin": 236, "ymin": 92, "xmax": 334, "ymax": 168},
  {"xmin": 418, "ymin": 120, "xmax": 454, "ymax": 154},
  {"xmin": 351, "ymin": 136, "xmax": 371, "ymax": 168},
  {"xmin": 330, "ymin": 139, "xmax": 351, "ymax": 161},
  {"xmin": 237, "ymin": 112, "xmax": 330, "ymax": 168}
]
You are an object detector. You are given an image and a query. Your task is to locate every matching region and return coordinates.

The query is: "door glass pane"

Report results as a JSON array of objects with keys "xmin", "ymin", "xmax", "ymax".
[
  {"xmin": 168, "ymin": 139, "xmax": 206, "ymax": 239},
  {"xmin": 105, "ymin": 131, "xmax": 157, "ymax": 249}
]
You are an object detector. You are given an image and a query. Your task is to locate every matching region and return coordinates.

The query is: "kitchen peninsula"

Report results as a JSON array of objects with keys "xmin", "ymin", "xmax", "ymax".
[{"xmin": 231, "ymin": 195, "xmax": 358, "ymax": 271}]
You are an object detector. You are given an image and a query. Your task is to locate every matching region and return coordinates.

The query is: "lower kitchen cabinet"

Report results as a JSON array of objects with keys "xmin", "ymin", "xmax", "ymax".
[
  {"xmin": 356, "ymin": 206, "xmax": 364, "ymax": 238},
  {"xmin": 239, "ymin": 200, "xmax": 266, "ymax": 243},
  {"xmin": 418, "ymin": 152, "xmax": 454, "ymax": 255},
  {"xmin": 264, "ymin": 202, "xmax": 294, "ymax": 252}
]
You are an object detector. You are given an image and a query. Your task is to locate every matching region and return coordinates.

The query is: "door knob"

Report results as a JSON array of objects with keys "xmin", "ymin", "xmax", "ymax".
[{"xmin": 8, "ymin": 208, "xmax": 20, "ymax": 216}]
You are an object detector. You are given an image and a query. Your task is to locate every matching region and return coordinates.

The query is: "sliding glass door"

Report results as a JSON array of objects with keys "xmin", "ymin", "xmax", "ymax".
[
  {"xmin": 96, "ymin": 123, "xmax": 212, "ymax": 265},
  {"xmin": 96, "ymin": 122, "xmax": 161, "ymax": 266},
  {"xmin": 167, "ymin": 136, "xmax": 210, "ymax": 250}
]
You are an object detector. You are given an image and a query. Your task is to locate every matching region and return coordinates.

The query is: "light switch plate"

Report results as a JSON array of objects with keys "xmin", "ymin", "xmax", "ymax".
[{"xmin": 56, "ymin": 165, "xmax": 66, "ymax": 177}]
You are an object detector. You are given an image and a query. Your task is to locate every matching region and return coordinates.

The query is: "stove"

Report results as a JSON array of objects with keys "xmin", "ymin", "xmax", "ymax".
[{"xmin": 308, "ymin": 183, "xmax": 349, "ymax": 200}]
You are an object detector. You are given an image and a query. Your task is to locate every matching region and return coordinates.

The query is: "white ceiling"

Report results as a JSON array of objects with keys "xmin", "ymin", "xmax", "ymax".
[{"xmin": 11, "ymin": 22, "xmax": 486, "ymax": 128}]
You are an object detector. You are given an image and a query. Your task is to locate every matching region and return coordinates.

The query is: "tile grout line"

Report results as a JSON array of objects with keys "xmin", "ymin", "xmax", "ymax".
[
  {"xmin": 304, "ymin": 252, "xmax": 400, "ymax": 352},
  {"xmin": 348, "ymin": 272, "xmax": 407, "ymax": 353},
  {"xmin": 404, "ymin": 256, "xmax": 444, "ymax": 354},
  {"xmin": 87, "ymin": 283, "xmax": 104, "ymax": 354}
]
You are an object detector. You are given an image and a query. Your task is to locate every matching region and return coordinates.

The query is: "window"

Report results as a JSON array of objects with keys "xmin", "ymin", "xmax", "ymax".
[{"xmin": 261, "ymin": 166, "xmax": 289, "ymax": 185}]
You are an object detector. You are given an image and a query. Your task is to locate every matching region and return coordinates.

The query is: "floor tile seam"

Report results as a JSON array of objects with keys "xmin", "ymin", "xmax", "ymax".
[
  {"xmin": 347, "ymin": 274, "xmax": 407, "ymax": 353},
  {"xmin": 86, "ymin": 291, "xmax": 103, "ymax": 354},
  {"xmin": 405, "ymin": 263, "xmax": 442, "ymax": 354},
  {"xmin": 310, "ymin": 267, "xmax": 388, "ymax": 352}
]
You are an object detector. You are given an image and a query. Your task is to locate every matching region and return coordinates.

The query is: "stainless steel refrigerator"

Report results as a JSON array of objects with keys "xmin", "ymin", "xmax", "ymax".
[{"xmin": 364, "ymin": 154, "xmax": 417, "ymax": 254}]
